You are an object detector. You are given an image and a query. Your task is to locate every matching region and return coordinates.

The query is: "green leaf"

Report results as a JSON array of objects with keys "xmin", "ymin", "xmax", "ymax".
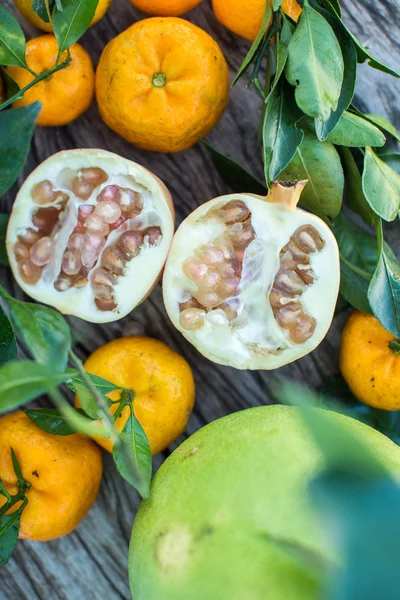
[
  {"xmin": 318, "ymin": 479, "xmax": 400, "ymax": 600},
  {"xmin": 0, "ymin": 510, "xmax": 21, "ymax": 566},
  {"xmin": 52, "ymin": 0, "xmax": 100, "ymax": 52},
  {"xmin": 0, "ymin": 67, "xmax": 20, "ymax": 100},
  {"xmin": 278, "ymin": 381, "xmax": 387, "ymax": 477},
  {"xmin": 66, "ymin": 369, "xmax": 120, "ymax": 394},
  {"xmin": 365, "ymin": 114, "xmax": 400, "ymax": 142},
  {"xmin": 351, "ymin": 35, "xmax": 400, "ymax": 78},
  {"xmin": 266, "ymin": 15, "xmax": 292, "ymax": 102},
  {"xmin": 0, "ymin": 361, "xmax": 67, "ymax": 414},
  {"xmin": 272, "ymin": 0, "xmax": 282, "ymax": 9},
  {"xmin": 0, "ymin": 303, "xmax": 17, "ymax": 367},
  {"xmin": 32, "ymin": 0, "xmax": 54, "ymax": 23},
  {"xmin": 327, "ymin": 111, "xmax": 385, "ymax": 147},
  {"xmin": 263, "ymin": 80, "xmax": 304, "ymax": 186},
  {"xmin": 232, "ymin": 3, "xmax": 272, "ymax": 86},
  {"xmin": 0, "ymin": 5, "xmax": 27, "ymax": 69},
  {"xmin": 332, "ymin": 213, "xmax": 377, "ymax": 313},
  {"xmin": 368, "ymin": 223, "xmax": 400, "ymax": 338},
  {"xmin": 349, "ymin": 108, "xmax": 400, "ymax": 143},
  {"xmin": 66, "ymin": 370, "xmax": 117, "ymax": 419},
  {"xmin": 24, "ymin": 407, "xmax": 87, "ymax": 435},
  {"xmin": 0, "ymin": 104, "xmax": 41, "ymax": 197},
  {"xmin": 362, "ymin": 147, "xmax": 400, "ymax": 221},
  {"xmin": 311, "ymin": 2, "xmax": 357, "ymax": 140},
  {"xmin": 319, "ymin": 375, "xmax": 400, "ymax": 446},
  {"xmin": 320, "ymin": 0, "xmax": 341, "ymax": 17},
  {"xmin": 285, "ymin": 2, "xmax": 344, "ymax": 124},
  {"xmin": 69, "ymin": 380, "xmax": 104, "ymax": 419},
  {"xmin": 112, "ymin": 412, "xmax": 152, "ymax": 499},
  {"xmin": 201, "ymin": 140, "xmax": 267, "ymax": 195},
  {"xmin": 0, "ymin": 214, "xmax": 9, "ymax": 266},
  {"xmin": 279, "ymin": 131, "xmax": 344, "ymax": 221},
  {"xmin": 6, "ymin": 300, "xmax": 71, "ymax": 372},
  {"xmin": 339, "ymin": 147, "xmax": 377, "ymax": 226}
]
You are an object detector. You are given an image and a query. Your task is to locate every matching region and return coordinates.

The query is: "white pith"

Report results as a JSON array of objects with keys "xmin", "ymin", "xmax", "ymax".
[
  {"xmin": 163, "ymin": 193, "xmax": 340, "ymax": 370},
  {"xmin": 7, "ymin": 149, "xmax": 174, "ymax": 323}
]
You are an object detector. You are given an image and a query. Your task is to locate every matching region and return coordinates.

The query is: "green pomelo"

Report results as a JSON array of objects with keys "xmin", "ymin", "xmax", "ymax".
[{"xmin": 129, "ymin": 405, "xmax": 400, "ymax": 600}]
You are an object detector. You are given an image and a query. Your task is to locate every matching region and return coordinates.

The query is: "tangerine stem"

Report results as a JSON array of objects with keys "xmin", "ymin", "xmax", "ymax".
[
  {"xmin": 389, "ymin": 340, "xmax": 400, "ymax": 355},
  {"xmin": 152, "ymin": 72, "xmax": 167, "ymax": 88},
  {"xmin": 0, "ymin": 56, "xmax": 71, "ymax": 111}
]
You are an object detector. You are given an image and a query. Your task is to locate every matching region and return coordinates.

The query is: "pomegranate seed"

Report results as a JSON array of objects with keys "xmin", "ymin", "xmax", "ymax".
[
  {"xmin": 30, "ymin": 237, "xmax": 53, "ymax": 267},
  {"xmin": 62, "ymin": 249, "xmax": 82, "ymax": 275},
  {"xmin": 94, "ymin": 200, "xmax": 122, "ymax": 224},
  {"xmin": 18, "ymin": 260, "xmax": 41, "ymax": 284},
  {"xmin": 179, "ymin": 308, "xmax": 206, "ymax": 331}
]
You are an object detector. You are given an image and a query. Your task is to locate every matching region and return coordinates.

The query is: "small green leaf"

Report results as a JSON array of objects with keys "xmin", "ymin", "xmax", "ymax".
[
  {"xmin": 232, "ymin": 3, "xmax": 272, "ymax": 86},
  {"xmin": 0, "ymin": 361, "xmax": 67, "ymax": 414},
  {"xmin": 0, "ymin": 214, "xmax": 9, "ymax": 267},
  {"xmin": 285, "ymin": 2, "xmax": 344, "ymax": 124},
  {"xmin": 266, "ymin": 15, "xmax": 292, "ymax": 102},
  {"xmin": 365, "ymin": 114, "xmax": 400, "ymax": 142},
  {"xmin": 0, "ymin": 303, "xmax": 17, "ymax": 367},
  {"xmin": 349, "ymin": 108, "xmax": 400, "ymax": 143},
  {"xmin": 0, "ymin": 67, "xmax": 20, "ymax": 100},
  {"xmin": 201, "ymin": 140, "xmax": 267, "ymax": 195},
  {"xmin": 339, "ymin": 147, "xmax": 377, "ymax": 226},
  {"xmin": 332, "ymin": 213, "xmax": 377, "ymax": 313},
  {"xmin": 362, "ymin": 147, "xmax": 400, "ymax": 221},
  {"xmin": 311, "ymin": 2, "xmax": 357, "ymax": 140},
  {"xmin": 272, "ymin": 0, "xmax": 282, "ymax": 9},
  {"xmin": 0, "ymin": 510, "xmax": 22, "ymax": 566},
  {"xmin": 0, "ymin": 5, "xmax": 27, "ymax": 69},
  {"xmin": 24, "ymin": 408, "xmax": 86, "ymax": 435},
  {"xmin": 32, "ymin": 0, "xmax": 54, "ymax": 23},
  {"xmin": 53, "ymin": 0, "xmax": 100, "ymax": 52},
  {"xmin": 263, "ymin": 80, "xmax": 304, "ymax": 186},
  {"xmin": 320, "ymin": 0, "xmax": 341, "ymax": 17},
  {"xmin": 368, "ymin": 224, "xmax": 400, "ymax": 338},
  {"xmin": 279, "ymin": 131, "xmax": 344, "ymax": 222},
  {"xmin": 6, "ymin": 300, "xmax": 71, "ymax": 372},
  {"xmin": 0, "ymin": 104, "xmax": 41, "ymax": 197},
  {"xmin": 66, "ymin": 369, "xmax": 120, "ymax": 394},
  {"xmin": 351, "ymin": 36, "xmax": 400, "ymax": 79},
  {"xmin": 327, "ymin": 111, "xmax": 385, "ymax": 147},
  {"xmin": 69, "ymin": 381, "xmax": 104, "ymax": 419},
  {"xmin": 113, "ymin": 412, "xmax": 152, "ymax": 499},
  {"xmin": 66, "ymin": 370, "xmax": 117, "ymax": 419}
]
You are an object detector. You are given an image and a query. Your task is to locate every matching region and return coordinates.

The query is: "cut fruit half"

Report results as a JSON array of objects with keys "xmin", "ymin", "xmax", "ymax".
[
  {"xmin": 7, "ymin": 149, "xmax": 175, "ymax": 323},
  {"xmin": 163, "ymin": 182, "xmax": 340, "ymax": 370}
]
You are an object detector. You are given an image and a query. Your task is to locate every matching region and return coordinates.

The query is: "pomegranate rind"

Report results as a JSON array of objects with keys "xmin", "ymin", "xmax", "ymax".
[
  {"xmin": 163, "ymin": 192, "xmax": 340, "ymax": 370},
  {"xmin": 7, "ymin": 149, "xmax": 175, "ymax": 323}
]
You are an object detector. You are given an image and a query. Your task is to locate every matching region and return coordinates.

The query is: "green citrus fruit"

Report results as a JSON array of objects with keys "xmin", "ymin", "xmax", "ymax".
[{"xmin": 129, "ymin": 405, "xmax": 400, "ymax": 599}]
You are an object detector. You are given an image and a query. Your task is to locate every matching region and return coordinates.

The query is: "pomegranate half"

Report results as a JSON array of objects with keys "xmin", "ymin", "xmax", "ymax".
[
  {"xmin": 7, "ymin": 149, "xmax": 174, "ymax": 323},
  {"xmin": 163, "ymin": 182, "xmax": 340, "ymax": 369}
]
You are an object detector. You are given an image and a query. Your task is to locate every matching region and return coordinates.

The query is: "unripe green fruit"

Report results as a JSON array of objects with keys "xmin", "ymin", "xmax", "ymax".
[{"xmin": 129, "ymin": 406, "xmax": 400, "ymax": 599}]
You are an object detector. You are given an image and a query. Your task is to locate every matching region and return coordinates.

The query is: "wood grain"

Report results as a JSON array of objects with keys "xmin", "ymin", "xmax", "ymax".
[{"xmin": 1, "ymin": 0, "xmax": 399, "ymax": 598}]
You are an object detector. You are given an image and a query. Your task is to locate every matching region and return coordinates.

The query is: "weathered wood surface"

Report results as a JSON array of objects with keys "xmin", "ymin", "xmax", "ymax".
[{"xmin": 1, "ymin": 0, "xmax": 399, "ymax": 598}]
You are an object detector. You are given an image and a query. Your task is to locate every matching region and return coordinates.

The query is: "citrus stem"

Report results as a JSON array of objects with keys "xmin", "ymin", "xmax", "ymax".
[
  {"xmin": 389, "ymin": 340, "xmax": 400, "ymax": 355},
  {"xmin": 0, "ymin": 56, "xmax": 71, "ymax": 111},
  {"xmin": 68, "ymin": 350, "xmax": 138, "ymax": 485},
  {"xmin": 152, "ymin": 72, "xmax": 167, "ymax": 88}
]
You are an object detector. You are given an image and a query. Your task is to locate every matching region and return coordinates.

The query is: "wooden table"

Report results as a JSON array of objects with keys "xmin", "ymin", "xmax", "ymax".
[{"xmin": 1, "ymin": 1, "xmax": 399, "ymax": 598}]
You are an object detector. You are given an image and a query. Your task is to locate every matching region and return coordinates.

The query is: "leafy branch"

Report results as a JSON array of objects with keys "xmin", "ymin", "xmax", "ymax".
[
  {"xmin": 0, "ymin": 449, "xmax": 30, "ymax": 566},
  {"xmin": 0, "ymin": 0, "xmax": 99, "ymax": 195},
  {"xmin": 203, "ymin": 0, "xmax": 400, "ymax": 337}
]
